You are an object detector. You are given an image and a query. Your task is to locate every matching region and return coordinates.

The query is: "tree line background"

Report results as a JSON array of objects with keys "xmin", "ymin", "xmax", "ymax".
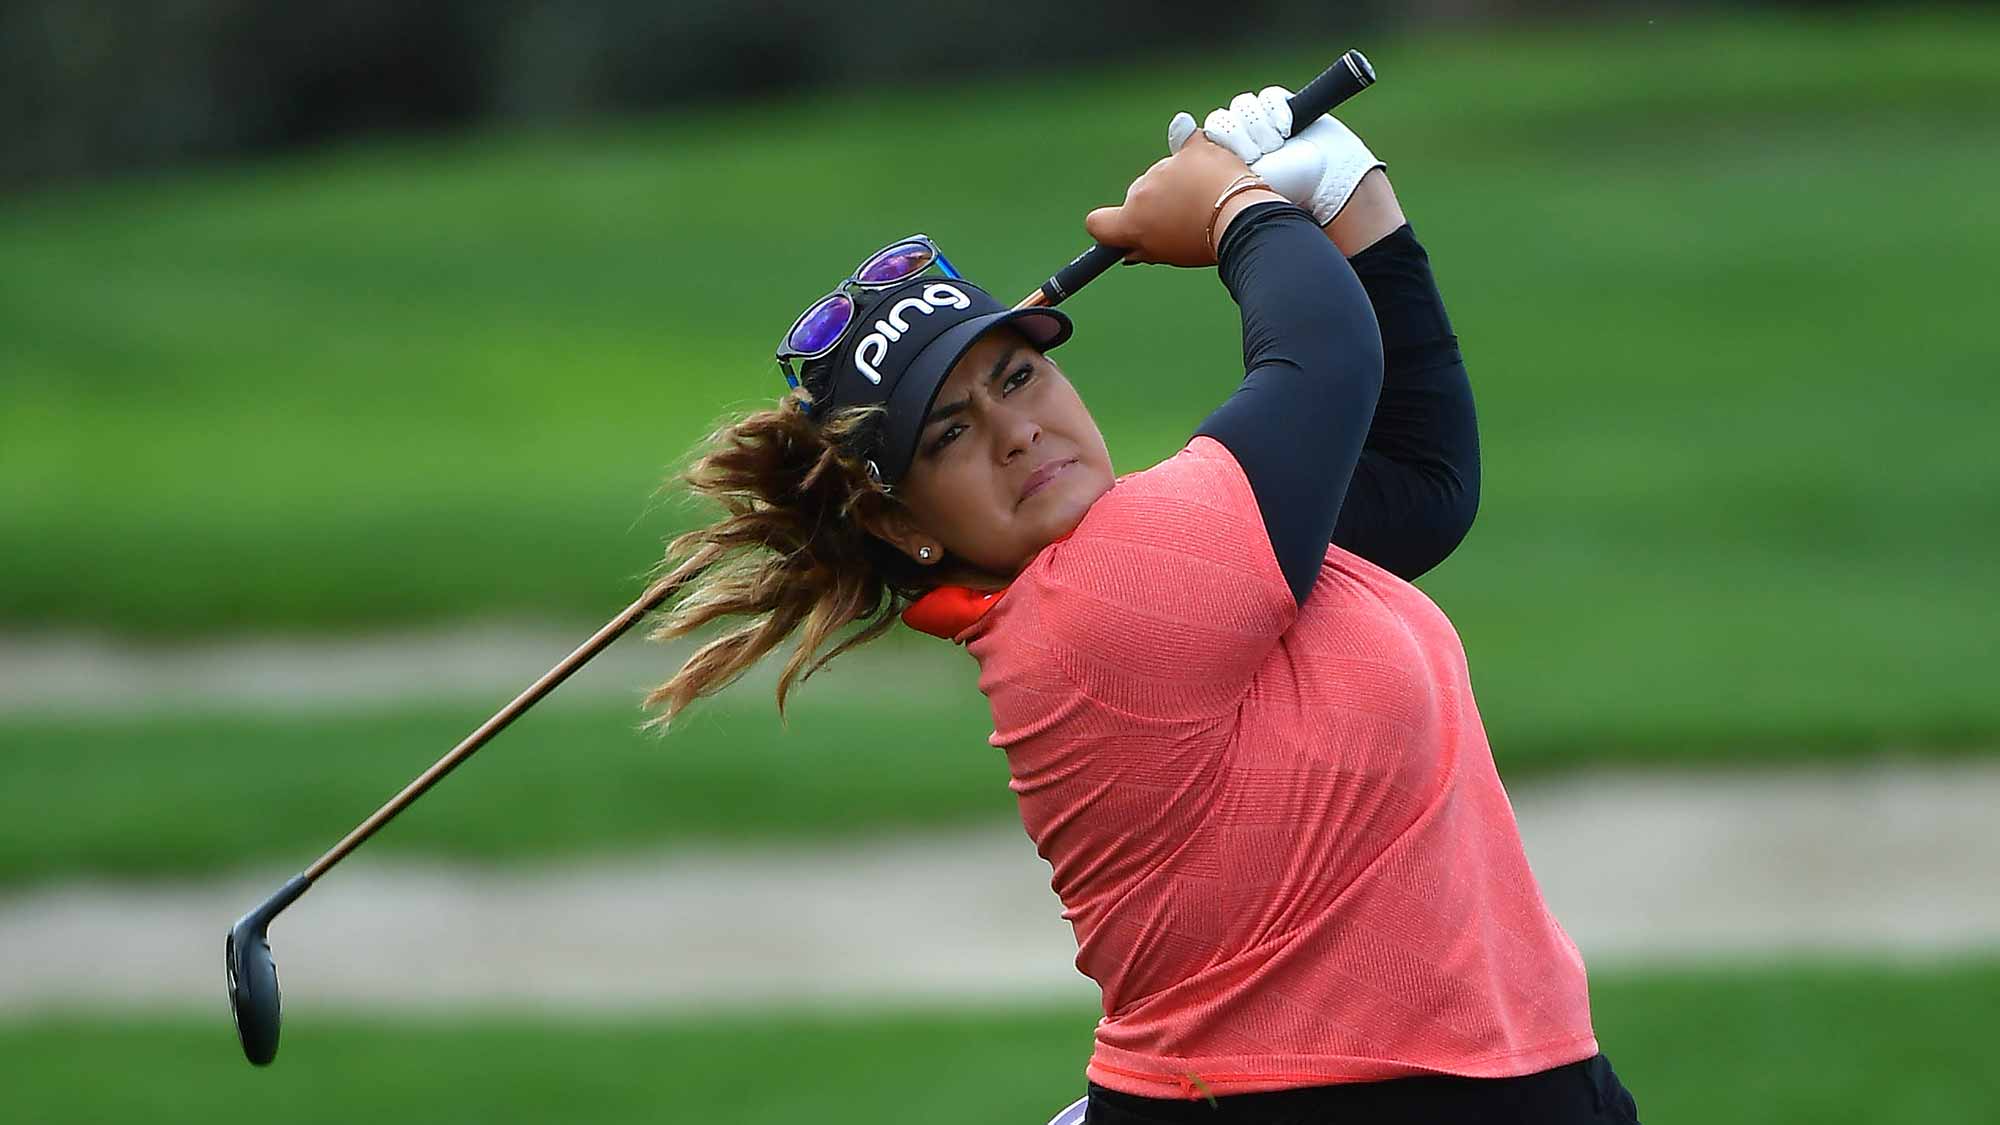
[{"xmin": 3, "ymin": 0, "xmax": 1858, "ymax": 188}]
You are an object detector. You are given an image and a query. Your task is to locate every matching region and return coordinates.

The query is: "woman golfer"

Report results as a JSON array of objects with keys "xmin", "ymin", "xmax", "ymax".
[{"xmin": 647, "ymin": 89, "xmax": 1640, "ymax": 1124}]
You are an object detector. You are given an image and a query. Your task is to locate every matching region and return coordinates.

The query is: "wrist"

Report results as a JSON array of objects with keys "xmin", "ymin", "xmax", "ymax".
[
  {"xmin": 1210, "ymin": 186, "xmax": 1288, "ymax": 260},
  {"xmin": 1323, "ymin": 168, "xmax": 1404, "ymax": 256}
]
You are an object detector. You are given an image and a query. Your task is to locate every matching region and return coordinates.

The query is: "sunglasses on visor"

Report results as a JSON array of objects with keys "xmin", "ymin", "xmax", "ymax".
[{"xmin": 775, "ymin": 234, "xmax": 961, "ymax": 390}]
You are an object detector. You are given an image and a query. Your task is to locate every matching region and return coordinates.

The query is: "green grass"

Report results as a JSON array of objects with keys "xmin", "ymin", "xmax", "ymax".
[
  {"xmin": 5, "ymin": 9, "xmax": 2000, "ymax": 753},
  {"xmin": 0, "ymin": 676, "xmax": 1010, "ymax": 887},
  {"xmin": 3, "ymin": 960, "xmax": 1995, "ymax": 1123}
]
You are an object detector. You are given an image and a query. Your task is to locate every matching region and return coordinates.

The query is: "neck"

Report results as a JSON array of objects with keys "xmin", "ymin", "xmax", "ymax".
[{"xmin": 929, "ymin": 562, "xmax": 1013, "ymax": 592}]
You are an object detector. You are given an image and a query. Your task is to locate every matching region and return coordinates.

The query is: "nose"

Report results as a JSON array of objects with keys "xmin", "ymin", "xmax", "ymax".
[{"xmin": 992, "ymin": 400, "xmax": 1040, "ymax": 462}]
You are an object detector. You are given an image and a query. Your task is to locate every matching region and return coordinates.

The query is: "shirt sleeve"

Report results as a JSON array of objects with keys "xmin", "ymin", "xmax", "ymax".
[
  {"xmin": 1195, "ymin": 201, "xmax": 1385, "ymax": 606},
  {"xmin": 1329, "ymin": 223, "xmax": 1481, "ymax": 579},
  {"xmin": 1029, "ymin": 437, "xmax": 1297, "ymax": 720}
]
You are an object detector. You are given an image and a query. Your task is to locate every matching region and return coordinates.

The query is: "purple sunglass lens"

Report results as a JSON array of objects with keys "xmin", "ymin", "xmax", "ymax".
[
  {"xmin": 856, "ymin": 241, "xmax": 934, "ymax": 285},
  {"xmin": 787, "ymin": 293, "xmax": 855, "ymax": 356}
]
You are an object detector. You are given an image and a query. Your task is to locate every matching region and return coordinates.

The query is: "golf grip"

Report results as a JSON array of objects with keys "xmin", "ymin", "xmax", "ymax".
[{"xmin": 1017, "ymin": 48, "xmax": 1376, "ymax": 310}]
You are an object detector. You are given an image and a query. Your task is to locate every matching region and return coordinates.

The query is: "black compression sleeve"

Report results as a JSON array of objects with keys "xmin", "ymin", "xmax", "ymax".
[
  {"xmin": 1196, "ymin": 201, "xmax": 1383, "ymax": 606},
  {"xmin": 1330, "ymin": 223, "xmax": 1481, "ymax": 579}
]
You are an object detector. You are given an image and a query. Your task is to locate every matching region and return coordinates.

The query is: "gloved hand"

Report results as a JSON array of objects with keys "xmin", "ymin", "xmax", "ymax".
[{"xmin": 1168, "ymin": 86, "xmax": 1384, "ymax": 227}]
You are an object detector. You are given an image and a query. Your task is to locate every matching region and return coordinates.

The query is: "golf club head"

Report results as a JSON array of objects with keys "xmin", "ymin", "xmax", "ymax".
[{"xmin": 225, "ymin": 874, "xmax": 309, "ymax": 1067}]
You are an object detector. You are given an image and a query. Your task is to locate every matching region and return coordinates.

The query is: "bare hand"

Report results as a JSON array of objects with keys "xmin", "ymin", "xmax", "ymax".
[{"xmin": 1083, "ymin": 132, "xmax": 1254, "ymax": 268}]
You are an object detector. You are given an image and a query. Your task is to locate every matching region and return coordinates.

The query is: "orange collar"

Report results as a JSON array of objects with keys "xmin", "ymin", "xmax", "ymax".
[
  {"xmin": 900, "ymin": 530, "xmax": 1075, "ymax": 641},
  {"xmin": 900, "ymin": 584, "xmax": 1008, "ymax": 640}
]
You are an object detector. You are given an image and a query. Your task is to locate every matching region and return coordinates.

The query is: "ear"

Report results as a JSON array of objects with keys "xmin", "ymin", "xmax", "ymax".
[{"xmin": 862, "ymin": 506, "xmax": 943, "ymax": 567}]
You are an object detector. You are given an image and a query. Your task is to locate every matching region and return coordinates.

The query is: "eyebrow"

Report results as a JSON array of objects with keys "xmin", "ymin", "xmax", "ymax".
[{"xmin": 923, "ymin": 345, "xmax": 1024, "ymax": 433}]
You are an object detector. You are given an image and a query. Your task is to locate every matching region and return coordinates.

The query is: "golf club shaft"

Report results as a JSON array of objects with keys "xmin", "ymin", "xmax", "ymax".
[
  {"xmin": 299, "ymin": 553, "xmax": 714, "ymax": 883},
  {"xmin": 1017, "ymin": 48, "xmax": 1376, "ymax": 310}
]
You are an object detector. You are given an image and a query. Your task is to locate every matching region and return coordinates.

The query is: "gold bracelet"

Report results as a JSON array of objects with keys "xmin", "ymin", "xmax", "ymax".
[{"xmin": 1205, "ymin": 174, "xmax": 1277, "ymax": 260}]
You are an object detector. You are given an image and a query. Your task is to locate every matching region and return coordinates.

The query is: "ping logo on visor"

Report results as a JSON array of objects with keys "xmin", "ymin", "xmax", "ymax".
[{"xmin": 853, "ymin": 283, "xmax": 972, "ymax": 384}]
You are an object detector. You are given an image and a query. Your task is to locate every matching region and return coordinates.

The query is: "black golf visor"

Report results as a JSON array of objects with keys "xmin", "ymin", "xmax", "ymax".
[{"xmin": 810, "ymin": 276, "xmax": 1072, "ymax": 486}]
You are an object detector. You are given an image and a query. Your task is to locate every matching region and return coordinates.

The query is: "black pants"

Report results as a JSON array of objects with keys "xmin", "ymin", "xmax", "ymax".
[{"xmin": 1086, "ymin": 1053, "xmax": 1639, "ymax": 1124}]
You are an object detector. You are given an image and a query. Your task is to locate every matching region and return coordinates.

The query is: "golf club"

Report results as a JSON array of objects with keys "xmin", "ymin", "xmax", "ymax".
[
  {"xmin": 224, "ymin": 550, "xmax": 716, "ymax": 1065},
  {"xmin": 225, "ymin": 46, "xmax": 1380, "ymax": 1068}
]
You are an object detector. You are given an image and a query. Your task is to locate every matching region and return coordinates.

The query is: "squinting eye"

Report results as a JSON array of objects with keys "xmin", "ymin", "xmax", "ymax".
[
  {"xmin": 1004, "ymin": 365, "xmax": 1033, "ymax": 391},
  {"xmin": 929, "ymin": 423, "xmax": 966, "ymax": 454}
]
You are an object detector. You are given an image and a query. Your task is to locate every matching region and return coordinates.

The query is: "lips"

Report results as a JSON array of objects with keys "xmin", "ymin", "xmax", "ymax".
[{"xmin": 1018, "ymin": 457, "xmax": 1078, "ymax": 505}]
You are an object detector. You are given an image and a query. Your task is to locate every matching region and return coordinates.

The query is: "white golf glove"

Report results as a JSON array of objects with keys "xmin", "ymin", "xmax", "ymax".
[{"xmin": 1169, "ymin": 86, "xmax": 1383, "ymax": 227}]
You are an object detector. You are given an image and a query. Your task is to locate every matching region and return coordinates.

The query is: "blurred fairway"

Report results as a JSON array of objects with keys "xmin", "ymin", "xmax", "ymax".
[
  {"xmin": 3, "ymin": 9, "xmax": 1998, "ymax": 768},
  {"xmin": 5, "ymin": 11, "xmax": 1996, "ymax": 1120},
  {"xmin": 3, "ymin": 10, "xmax": 2000, "ymax": 760},
  {"xmin": 0, "ymin": 690, "xmax": 1003, "ymax": 886},
  {"xmin": 4, "ymin": 961, "xmax": 1995, "ymax": 1124},
  {"xmin": 5, "ymin": 8, "xmax": 1998, "ymax": 893}
]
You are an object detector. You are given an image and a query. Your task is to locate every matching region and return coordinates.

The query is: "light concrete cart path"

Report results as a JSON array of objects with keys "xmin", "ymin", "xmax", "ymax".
[
  {"xmin": 0, "ymin": 626, "xmax": 974, "ymax": 716},
  {"xmin": 3, "ymin": 761, "xmax": 1995, "ymax": 1017}
]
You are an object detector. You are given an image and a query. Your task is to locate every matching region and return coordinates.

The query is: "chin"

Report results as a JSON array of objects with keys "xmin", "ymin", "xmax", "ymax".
[{"xmin": 1036, "ymin": 466, "xmax": 1113, "ymax": 540}]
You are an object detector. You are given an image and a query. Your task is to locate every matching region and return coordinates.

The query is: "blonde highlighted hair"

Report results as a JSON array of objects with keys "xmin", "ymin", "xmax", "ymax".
[{"xmin": 642, "ymin": 392, "xmax": 929, "ymax": 728}]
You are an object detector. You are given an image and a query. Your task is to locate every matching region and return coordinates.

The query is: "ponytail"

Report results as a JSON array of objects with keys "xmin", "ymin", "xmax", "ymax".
[{"xmin": 643, "ymin": 394, "xmax": 925, "ymax": 728}]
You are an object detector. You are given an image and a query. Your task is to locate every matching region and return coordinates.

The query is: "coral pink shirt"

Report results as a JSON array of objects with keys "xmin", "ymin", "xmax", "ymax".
[{"xmin": 905, "ymin": 437, "xmax": 1597, "ymax": 1098}]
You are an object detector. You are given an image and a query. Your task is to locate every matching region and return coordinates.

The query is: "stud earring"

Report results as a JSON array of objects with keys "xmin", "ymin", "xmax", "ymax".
[{"xmin": 918, "ymin": 547, "xmax": 934, "ymax": 561}]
